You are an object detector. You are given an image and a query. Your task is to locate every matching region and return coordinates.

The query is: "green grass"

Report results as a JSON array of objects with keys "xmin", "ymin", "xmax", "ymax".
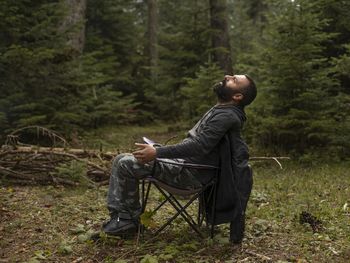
[
  {"xmin": 247, "ymin": 163, "xmax": 350, "ymax": 262},
  {"xmin": 1, "ymin": 163, "xmax": 349, "ymax": 262},
  {"xmin": 1, "ymin": 124, "xmax": 349, "ymax": 262},
  {"xmin": 80, "ymin": 122, "xmax": 189, "ymax": 152}
]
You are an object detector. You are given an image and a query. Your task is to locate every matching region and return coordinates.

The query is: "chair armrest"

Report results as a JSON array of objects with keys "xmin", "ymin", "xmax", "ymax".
[{"xmin": 156, "ymin": 158, "xmax": 219, "ymax": 170}]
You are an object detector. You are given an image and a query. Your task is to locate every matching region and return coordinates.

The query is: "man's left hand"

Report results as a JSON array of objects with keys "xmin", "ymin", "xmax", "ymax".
[{"xmin": 132, "ymin": 143, "xmax": 156, "ymax": 164}]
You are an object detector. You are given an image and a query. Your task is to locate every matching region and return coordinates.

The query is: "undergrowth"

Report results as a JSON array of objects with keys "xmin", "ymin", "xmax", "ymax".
[{"xmin": 1, "ymin": 163, "xmax": 349, "ymax": 262}]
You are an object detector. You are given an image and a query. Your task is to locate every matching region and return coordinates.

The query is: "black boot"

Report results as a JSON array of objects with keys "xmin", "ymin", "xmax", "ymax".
[
  {"xmin": 230, "ymin": 213, "xmax": 245, "ymax": 244},
  {"xmin": 102, "ymin": 213, "xmax": 139, "ymax": 237}
]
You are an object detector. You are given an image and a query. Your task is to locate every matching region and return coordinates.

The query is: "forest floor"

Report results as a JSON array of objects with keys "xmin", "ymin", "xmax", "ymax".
[{"xmin": 1, "ymin": 125, "xmax": 350, "ymax": 263}]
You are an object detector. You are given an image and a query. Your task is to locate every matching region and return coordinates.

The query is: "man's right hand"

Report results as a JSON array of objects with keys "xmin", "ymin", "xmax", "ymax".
[{"xmin": 132, "ymin": 143, "xmax": 156, "ymax": 164}]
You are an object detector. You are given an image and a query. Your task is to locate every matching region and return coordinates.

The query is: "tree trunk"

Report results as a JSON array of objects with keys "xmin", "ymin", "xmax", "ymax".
[
  {"xmin": 247, "ymin": 0, "xmax": 266, "ymax": 24},
  {"xmin": 246, "ymin": 0, "xmax": 267, "ymax": 34},
  {"xmin": 209, "ymin": 0, "xmax": 233, "ymax": 74},
  {"xmin": 147, "ymin": 0, "xmax": 158, "ymax": 83},
  {"xmin": 61, "ymin": 0, "xmax": 87, "ymax": 54}
]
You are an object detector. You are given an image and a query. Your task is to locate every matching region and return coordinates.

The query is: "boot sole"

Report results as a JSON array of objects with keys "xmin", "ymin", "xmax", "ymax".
[{"xmin": 103, "ymin": 224, "xmax": 139, "ymax": 237}]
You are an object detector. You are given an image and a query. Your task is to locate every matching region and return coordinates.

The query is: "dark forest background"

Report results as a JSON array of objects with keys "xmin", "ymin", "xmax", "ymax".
[{"xmin": 0, "ymin": 0, "xmax": 349, "ymax": 159}]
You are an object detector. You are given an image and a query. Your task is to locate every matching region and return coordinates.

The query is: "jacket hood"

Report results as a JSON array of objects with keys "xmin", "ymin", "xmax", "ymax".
[{"xmin": 215, "ymin": 104, "xmax": 247, "ymax": 124}]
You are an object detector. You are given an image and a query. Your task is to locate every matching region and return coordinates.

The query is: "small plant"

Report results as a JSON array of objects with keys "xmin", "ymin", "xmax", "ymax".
[{"xmin": 51, "ymin": 160, "xmax": 91, "ymax": 187}]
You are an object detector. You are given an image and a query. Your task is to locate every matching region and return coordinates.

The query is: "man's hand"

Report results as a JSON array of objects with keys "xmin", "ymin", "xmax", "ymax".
[{"xmin": 132, "ymin": 143, "xmax": 156, "ymax": 164}]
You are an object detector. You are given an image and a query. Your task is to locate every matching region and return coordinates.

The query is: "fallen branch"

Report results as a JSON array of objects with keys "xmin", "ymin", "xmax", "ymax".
[
  {"xmin": 249, "ymin": 156, "xmax": 290, "ymax": 169},
  {"xmin": 0, "ymin": 165, "xmax": 35, "ymax": 181},
  {"xmin": 1, "ymin": 146, "xmax": 115, "ymax": 159},
  {"xmin": 6, "ymin": 125, "xmax": 69, "ymax": 147},
  {"xmin": 245, "ymin": 250, "xmax": 272, "ymax": 261}
]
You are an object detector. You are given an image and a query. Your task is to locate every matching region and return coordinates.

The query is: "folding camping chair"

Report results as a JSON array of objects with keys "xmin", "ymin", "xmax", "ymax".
[{"xmin": 141, "ymin": 158, "xmax": 220, "ymax": 238}]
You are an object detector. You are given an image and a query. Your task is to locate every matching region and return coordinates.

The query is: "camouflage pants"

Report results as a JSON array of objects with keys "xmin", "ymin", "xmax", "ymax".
[{"xmin": 107, "ymin": 153, "xmax": 202, "ymax": 219}]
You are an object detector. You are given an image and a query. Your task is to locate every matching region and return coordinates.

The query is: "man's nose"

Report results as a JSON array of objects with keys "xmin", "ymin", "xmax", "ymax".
[{"xmin": 224, "ymin": 75, "xmax": 234, "ymax": 80}]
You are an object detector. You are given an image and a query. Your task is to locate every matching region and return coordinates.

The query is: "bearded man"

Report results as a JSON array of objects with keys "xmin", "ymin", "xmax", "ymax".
[{"xmin": 103, "ymin": 74, "xmax": 257, "ymax": 243}]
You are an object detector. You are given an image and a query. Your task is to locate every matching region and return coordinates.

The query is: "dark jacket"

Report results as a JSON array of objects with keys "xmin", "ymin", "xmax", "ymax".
[{"xmin": 156, "ymin": 104, "xmax": 253, "ymax": 224}]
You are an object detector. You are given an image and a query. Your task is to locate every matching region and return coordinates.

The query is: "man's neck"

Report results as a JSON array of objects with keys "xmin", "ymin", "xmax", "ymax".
[{"xmin": 216, "ymin": 101, "xmax": 237, "ymax": 106}]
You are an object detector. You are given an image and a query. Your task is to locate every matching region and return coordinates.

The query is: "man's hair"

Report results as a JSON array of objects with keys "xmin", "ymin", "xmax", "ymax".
[{"xmin": 241, "ymin": 74, "xmax": 257, "ymax": 106}]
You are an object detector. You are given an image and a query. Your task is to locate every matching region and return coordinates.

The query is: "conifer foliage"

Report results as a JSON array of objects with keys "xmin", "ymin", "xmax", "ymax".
[
  {"xmin": 252, "ymin": 0, "xmax": 349, "ymax": 156},
  {"xmin": 0, "ymin": 0, "xmax": 349, "ymax": 156},
  {"xmin": 0, "ymin": 0, "xmax": 138, "ymax": 141},
  {"xmin": 259, "ymin": 0, "xmax": 337, "ymax": 150}
]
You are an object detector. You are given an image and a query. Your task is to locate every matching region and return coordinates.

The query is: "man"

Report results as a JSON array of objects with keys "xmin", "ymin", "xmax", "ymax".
[{"xmin": 103, "ymin": 74, "xmax": 257, "ymax": 243}]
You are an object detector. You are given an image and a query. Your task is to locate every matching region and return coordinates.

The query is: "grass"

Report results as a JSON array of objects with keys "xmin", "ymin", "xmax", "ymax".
[
  {"xmin": 1, "ymin": 163, "xmax": 349, "ymax": 262},
  {"xmin": 80, "ymin": 122, "xmax": 189, "ymax": 152},
  {"xmin": 1, "ymin": 124, "xmax": 350, "ymax": 262}
]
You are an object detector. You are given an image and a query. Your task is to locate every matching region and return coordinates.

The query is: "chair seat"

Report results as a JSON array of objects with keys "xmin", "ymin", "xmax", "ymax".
[{"xmin": 144, "ymin": 176, "xmax": 204, "ymax": 196}]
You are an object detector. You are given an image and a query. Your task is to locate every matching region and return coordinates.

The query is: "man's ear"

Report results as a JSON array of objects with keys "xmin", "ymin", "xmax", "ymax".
[{"xmin": 232, "ymin": 93, "xmax": 243, "ymax": 102}]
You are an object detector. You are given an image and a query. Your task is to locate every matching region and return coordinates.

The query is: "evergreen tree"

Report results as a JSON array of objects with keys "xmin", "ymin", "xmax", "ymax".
[
  {"xmin": 317, "ymin": 0, "xmax": 350, "ymax": 93},
  {"xmin": 85, "ymin": 0, "xmax": 144, "ymax": 95},
  {"xmin": 228, "ymin": 0, "xmax": 262, "ymax": 75},
  {"xmin": 209, "ymin": 0, "xmax": 233, "ymax": 74},
  {"xmin": 83, "ymin": 0, "xmax": 145, "ymax": 123},
  {"xmin": 0, "ymin": 0, "xmax": 139, "ymax": 143},
  {"xmin": 1, "ymin": 0, "xmax": 348, "ymax": 157},
  {"xmin": 0, "ymin": 0, "xmax": 82, "ymax": 137},
  {"xmin": 254, "ymin": 0, "xmax": 341, "ymax": 154},
  {"xmin": 181, "ymin": 63, "xmax": 224, "ymax": 122},
  {"xmin": 146, "ymin": 0, "xmax": 159, "ymax": 84},
  {"xmin": 329, "ymin": 44, "xmax": 350, "ymax": 157},
  {"xmin": 146, "ymin": 0, "xmax": 212, "ymax": 119}
]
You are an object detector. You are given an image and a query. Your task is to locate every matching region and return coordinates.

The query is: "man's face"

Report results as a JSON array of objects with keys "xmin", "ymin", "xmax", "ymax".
[{"xmin": 224, "ymin": 75, "xmax": 250, "ymax": 93}]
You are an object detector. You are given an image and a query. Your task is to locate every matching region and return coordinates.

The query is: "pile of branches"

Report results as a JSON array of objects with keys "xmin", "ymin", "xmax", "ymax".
[
  {"xmin": 0, "ymin": 126, "xmax": 290, "ymax": 186},
  {"xmin": 0, "ymin": 126, "xmax": 117, "ymax": 186}
]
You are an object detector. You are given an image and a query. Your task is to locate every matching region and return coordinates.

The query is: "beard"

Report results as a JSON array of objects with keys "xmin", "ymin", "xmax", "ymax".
[{"xmin": 213, "ymin": 79, "xmax": 235, "ymax": 102}]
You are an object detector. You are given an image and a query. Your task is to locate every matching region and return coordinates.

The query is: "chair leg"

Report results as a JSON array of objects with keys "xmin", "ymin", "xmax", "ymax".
[
  {"xmin": 141, "ymin": 181, "xmax": 152, "ymax": 213},
  {"xmin": 154, "ymin": 195, "xmax": 202, "ymax": 237},
  {"xmin": 210, "ymin": 183, "xmax": 218, "ymax": 239},
  {"xmin": 198, "ymin": 194, "xmax": 202, "ymax": 226},
  {"xmin": 152, "ymin": 194, "xmax": 171, "ymax": 213},
  {"xmin": 142, "ymin": 181, "xmax": 175, "ymax": 214},
  {"xmin": 153, "ymin": 185, "xmax": 203, "ymax": 238},
  {"xmin": 169, "ymin": 194, "xmax": 198, "ymax": 227},
  {"xmin": 161, "ymin": 187, "xmax": 202, "ymax": 224},
  {"xmin": 141, "ymin": 180, "xmax": 145, "ymax": 212},
  {"xmin": 141, "ymin": 181, "xmax": 195, "ymax": 233},
  {"xmin": 197, "ymin": 184, "xmax": 214, "ymax": 227}
]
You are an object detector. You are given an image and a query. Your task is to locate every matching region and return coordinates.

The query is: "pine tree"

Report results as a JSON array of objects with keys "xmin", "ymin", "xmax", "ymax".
[
  {"xmin": 209, "ymin": 0, "xmax": 233, "ymax": 74},
  {"xmin": 329, "ymin": 44, "xmax": 350, "ymax": 157},
  {"xmin": 82, "ymin": 0, "xmax": 143, "ymax": 124},
  {"xmin": 145, "ymin": 0, "xmax": 212, "ymax": 119},
  {"xmin": 0, "ymin": 0, "xmax": 140, "ymax": 142},
  {"xmin": 0, "ymin": 0, "xmax": 82, "ymax": 137},
  {"xmin": 181, "ymin": 63, "xmax": 224, "ymax": 122},
  {"xmin": 255, "ymin": 0, "xmax": 340, "ymax": 154}
]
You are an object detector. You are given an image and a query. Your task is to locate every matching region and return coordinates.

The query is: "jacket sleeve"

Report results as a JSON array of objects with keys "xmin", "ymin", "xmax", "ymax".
[{"xmin": 156, "ymin": 111, "xmax": 240, "ymax": 159}]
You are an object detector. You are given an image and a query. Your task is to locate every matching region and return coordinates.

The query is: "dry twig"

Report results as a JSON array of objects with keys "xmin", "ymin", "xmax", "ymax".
[{"xmin": 245, "ymin": 250, "xmax": 272, "ymax": 261}]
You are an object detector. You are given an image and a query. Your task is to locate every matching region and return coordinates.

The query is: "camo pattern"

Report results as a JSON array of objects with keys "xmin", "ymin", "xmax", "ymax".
[{"xmin": 107, "ymin": 153, "xmax": 202, "ymax": 219}]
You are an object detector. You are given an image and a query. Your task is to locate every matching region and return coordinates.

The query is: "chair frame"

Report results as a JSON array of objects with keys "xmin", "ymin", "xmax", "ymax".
[{"xmin": 141, "ymin": 158, "xmax": 220, "ymax": 238}]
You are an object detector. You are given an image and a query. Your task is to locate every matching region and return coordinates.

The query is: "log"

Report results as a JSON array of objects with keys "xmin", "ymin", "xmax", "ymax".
[{"xmin": 1, "ymin": 146, "xmax": 116, "ymax": 159}]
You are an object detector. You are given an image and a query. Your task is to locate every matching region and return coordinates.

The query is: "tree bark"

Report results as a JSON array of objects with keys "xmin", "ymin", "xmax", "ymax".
[
  {"xmin": 247, "ymin": 0, "xmax": 266, "ymax": 26},
  {"xmin": 147, "ymin": 0, "xmax": 158, "ymax": 83},
  {"xmin": 61, "ymin": 0, "xmax": 87, "ymax": 54},
  {"xmin": 209, "ymin": 0, "xmax": 233, "ymax": 74}
]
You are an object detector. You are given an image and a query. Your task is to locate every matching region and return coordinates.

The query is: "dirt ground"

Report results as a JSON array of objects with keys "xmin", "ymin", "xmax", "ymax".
[{"xmin": 1, "ymin": 164, "xmax": 350, "ymax": 262}]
